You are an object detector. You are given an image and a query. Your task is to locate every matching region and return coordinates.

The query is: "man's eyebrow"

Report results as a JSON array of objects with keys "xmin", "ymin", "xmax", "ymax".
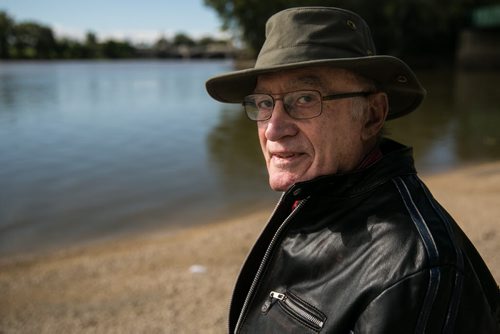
[
  {"xmin": 254, "ymin": 74, "xmax": 325, "ymax": 93},
  {"xmin": 292, "ymin": 75, "xmax": 324, "ymax": 88}
]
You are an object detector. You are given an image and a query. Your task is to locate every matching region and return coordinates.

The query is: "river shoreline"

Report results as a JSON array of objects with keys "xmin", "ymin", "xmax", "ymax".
[{"xmin": 1, "ymin": 161, "xmax": 499, "ymax": 333}]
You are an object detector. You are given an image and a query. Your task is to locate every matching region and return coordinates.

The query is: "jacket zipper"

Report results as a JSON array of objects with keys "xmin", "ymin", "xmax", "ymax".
[
  {"xmin": 268, "ymin": 291, "xmax": 325, "ymax": 331},
  {"xmin": 233, "ymin": 196, "xmax": 309, "ymax": 333}
]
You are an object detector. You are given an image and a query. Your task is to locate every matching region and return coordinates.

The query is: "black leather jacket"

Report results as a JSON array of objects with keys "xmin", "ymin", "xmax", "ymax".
[{"xmin": 229, "ymin": 139, "xmax": 500, "ymax": 333}]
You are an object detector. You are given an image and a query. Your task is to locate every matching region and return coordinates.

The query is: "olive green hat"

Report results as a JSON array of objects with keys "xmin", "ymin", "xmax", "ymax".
[{"xmin": 206, "ymin": 6, "xmax": 426, "ymax": 120}]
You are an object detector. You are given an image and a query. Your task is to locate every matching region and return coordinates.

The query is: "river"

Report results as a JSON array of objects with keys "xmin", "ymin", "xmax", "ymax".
[{"xmin": 1, "ymin": 60, "xmax": 499, "ymax": 256}]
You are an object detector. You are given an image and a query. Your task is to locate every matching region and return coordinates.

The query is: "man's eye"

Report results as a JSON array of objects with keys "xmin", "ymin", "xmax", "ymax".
[
  {"xmin": 298, "ymin": 95, "xmax": 313, "ymax": 104},
  {"xmin": 296, "ymin": 93, "xmax": 319, "ymax": 105},
  {"xmin": 258, "ymin": 99, "xmax": 274, "ymax": 109}
]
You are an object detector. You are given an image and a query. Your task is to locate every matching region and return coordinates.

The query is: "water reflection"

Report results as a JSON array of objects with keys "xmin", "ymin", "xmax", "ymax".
[
  {"xmin": 453, "ymin": 70, "xmax": 500, "ymax": 162},
  {"xmin": 206, "ymin": 105, "xmax": 278, "ymax": 205},
  {"xmin": 0, "ymin": 63, "xmax": 59, "ymax": 118},
  {"xmin": 0, "ymin": 61, "xmax": 238, "ymax": 256},
  {"xmin": 207, "ymin": 69, "xmax": 500, "ymax": 183},
  {"xmin": 386, "ymin": 69, "xmax": 500, "ymax": 172},
  {"xmin": 1, "ymin": 62, "xmax": 498, "ymax": 256}
]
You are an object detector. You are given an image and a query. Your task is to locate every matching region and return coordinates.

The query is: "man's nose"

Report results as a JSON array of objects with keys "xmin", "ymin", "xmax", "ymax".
[{"xmin": 263, "ymin": 100, "xmax": 298, "ymax": 141}]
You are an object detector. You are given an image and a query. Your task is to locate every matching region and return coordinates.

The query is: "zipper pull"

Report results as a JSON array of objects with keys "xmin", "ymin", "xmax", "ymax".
[
  {"xmin": 270, "ymin": 291, "xmax": 285, "ymax": 300},
  {"xmin": 262, "ymin": 291, "xmax": 285, "ymax": 314}
]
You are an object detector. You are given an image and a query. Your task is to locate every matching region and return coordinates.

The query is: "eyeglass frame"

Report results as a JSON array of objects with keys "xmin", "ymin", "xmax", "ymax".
[{"xmin": 242, "ymin": 90, "xmax": 377, "ymax": 121}]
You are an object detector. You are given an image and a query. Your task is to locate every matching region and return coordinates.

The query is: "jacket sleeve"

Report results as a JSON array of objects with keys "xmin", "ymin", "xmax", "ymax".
[
  {"xmin": 352, "ymin": 269, "xmax": 447, "ymax": 334},
  {"xmin": 352, "ymin": 266, "xmax": 500, "ymax": 334}
]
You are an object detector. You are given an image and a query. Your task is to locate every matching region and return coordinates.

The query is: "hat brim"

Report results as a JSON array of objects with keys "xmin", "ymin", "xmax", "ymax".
[{"xmin": 206, "ymin": 56, "xmax": 426, "ymax": 120}]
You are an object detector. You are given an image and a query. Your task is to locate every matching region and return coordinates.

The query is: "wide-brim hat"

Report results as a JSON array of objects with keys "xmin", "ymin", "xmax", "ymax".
[{"xmin": 206, "ymin": 7, "xmax": 426, "ymax": 120}]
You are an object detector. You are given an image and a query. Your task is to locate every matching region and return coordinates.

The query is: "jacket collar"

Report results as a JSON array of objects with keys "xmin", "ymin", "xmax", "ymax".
[{"xmin": 284, "ymin": 138, "xmax": 416, "ymax": 201}]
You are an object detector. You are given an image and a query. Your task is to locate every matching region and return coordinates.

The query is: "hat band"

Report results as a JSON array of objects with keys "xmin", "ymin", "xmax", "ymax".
[{"xmin": 256, "ymin": 44, "xmax": 372, "ymax": 68}]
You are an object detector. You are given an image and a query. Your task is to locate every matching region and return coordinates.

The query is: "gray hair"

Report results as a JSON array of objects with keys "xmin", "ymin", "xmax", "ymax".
[
  {"xmin": 345, "ymin": 71, "xmax": 386, "ymax": 140},
  {"xmin": 348, "ymin": 72, "xmax": 378, "ymax": 121}
]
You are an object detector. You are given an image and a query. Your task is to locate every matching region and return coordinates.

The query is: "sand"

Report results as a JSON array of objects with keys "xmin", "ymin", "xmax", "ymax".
[{"xmin": 1, "ymin": 162, "xmax": 499, "ymax": 333}]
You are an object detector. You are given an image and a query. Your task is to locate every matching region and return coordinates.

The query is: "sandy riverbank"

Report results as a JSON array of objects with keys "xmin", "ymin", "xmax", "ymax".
[{"xmin": 1, "ymin": 162, "xmax": 499, "ymax": 333}]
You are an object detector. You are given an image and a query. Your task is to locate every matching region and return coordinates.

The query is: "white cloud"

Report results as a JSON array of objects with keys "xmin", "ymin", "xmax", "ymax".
[
  {"xmin": 100, "ymin": 29, "xmax": 167, "ymax": 44},
  {"xmin": 52, "ymin": 23, "xmax": 87, "ymax": 41}
]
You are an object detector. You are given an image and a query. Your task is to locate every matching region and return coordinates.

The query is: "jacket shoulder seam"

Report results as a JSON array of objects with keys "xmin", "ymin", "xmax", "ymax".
[
  {"xmin": 414, "ymin": 175, "xmax": 464, "ymax": 333},
  {"xmin": 391, "ymin": 176, "xmax": 441, "ymax": 333}
]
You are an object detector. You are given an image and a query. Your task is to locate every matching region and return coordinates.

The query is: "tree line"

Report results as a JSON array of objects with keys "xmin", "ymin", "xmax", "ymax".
[
  {"xmin": 204, "ymin": 0, "xmax": 499, "ymax": 66},
  {"xmin": 3, "ymin": 2, "xmax": 497, "ymax": 62},
  {"xmin": 0, "ymin": 10, "xmax": 232, "ymax": 60}
]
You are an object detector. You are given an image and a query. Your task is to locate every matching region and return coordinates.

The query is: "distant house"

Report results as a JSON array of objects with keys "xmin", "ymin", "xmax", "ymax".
[{"xmin": 457, "ymin": 5, "xmax": 500, "ymax": 69}]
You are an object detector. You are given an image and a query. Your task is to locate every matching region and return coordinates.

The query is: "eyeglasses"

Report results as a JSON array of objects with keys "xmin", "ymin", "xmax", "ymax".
[{"xmin": 242, "ymin": 90, "xmax": 375, "ymax": 121}]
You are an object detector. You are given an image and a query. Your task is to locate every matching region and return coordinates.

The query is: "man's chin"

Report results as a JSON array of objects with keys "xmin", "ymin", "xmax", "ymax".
[{"xmin": 268, "ymin": 173, "xmax": 299, "ymax": 192}]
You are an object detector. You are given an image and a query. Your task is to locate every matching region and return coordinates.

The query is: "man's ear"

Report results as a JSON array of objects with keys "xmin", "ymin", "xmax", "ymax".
[{"xmin": 361, "ymin": 92, "xmax": 388, "ymax": 141}]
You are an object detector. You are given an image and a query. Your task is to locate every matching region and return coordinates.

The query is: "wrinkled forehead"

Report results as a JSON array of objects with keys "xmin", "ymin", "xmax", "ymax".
[{"xmin": 254, "ymin": 66, "xmax": 361, "ymax": 93}]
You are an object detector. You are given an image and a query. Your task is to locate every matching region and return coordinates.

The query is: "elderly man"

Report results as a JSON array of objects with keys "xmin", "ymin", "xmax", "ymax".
[{"xmin": 206, "ymin": 7, "xmax": 499, "ymax": 334}]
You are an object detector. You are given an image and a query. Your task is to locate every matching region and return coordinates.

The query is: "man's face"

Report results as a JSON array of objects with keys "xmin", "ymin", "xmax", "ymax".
[{"xmin": 255, "ymin": 67, "xmax": 370, "ymax": 191}]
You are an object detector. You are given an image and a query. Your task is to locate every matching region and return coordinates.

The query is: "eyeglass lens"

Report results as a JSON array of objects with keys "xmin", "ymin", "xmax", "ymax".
[{"xmin": 244, "ymin": 90, "xmax": 322, "ymax": 120}]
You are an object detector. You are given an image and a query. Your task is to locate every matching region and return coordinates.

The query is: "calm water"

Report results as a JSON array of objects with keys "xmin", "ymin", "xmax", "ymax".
[{"xmin": 1, "ymin": 61, "xmax": 499, "ymax": 256}]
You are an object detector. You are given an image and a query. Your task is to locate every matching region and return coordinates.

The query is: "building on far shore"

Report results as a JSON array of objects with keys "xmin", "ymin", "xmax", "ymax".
[
  {"xmin": 457, "ymin": 5, "xmax": 500, "ymax": 70},
  {"xmin": 136, "ymin": 39, "xmax": 237, "ymax": 59}
]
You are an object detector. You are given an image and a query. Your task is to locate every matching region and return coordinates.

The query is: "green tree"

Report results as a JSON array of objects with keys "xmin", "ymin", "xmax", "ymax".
[
  {"xmin": 56, "ymin": 37, "xmax": 87, "ymax": 59},
  {"xmin": 12, "ymin": 21, "xmax": 57, "ymax": 58},
  {"xmin": 198, "ymin": 36, "xmax": 216, "ymax": 46},
  {"xmin": 0, "ymin": 11, "xmax": 14, "ymax": 59},
  {"xmin": 204, "ymin": 0, "xmax": 498, "ymax": 62},
  {"xmin": 101, "ymin": 39, "xmax": 136, "ymax": 58},
  {"xmin": 173, "ymin": 32, "xmax": 195, "ymax": 46},
  {"xmin": 154, "ymin": 36, "xmax": 173, "ymax": 58},
  {"xmin": 84, "ymin": 31, "xmax": 101, "ymax": 58},
  {"xmin": 204, "ymin": 0, "xmax": 298, "ymax": 56}
]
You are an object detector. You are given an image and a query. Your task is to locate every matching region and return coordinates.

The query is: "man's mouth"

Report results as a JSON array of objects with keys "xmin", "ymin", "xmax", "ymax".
[
  {"xmin": 270, "ymin": 152, "xmax": 305, "ymax": 166},
  {"xmin": 274, "ymin": 152, "xmax": 296, "ymax": 158}
]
